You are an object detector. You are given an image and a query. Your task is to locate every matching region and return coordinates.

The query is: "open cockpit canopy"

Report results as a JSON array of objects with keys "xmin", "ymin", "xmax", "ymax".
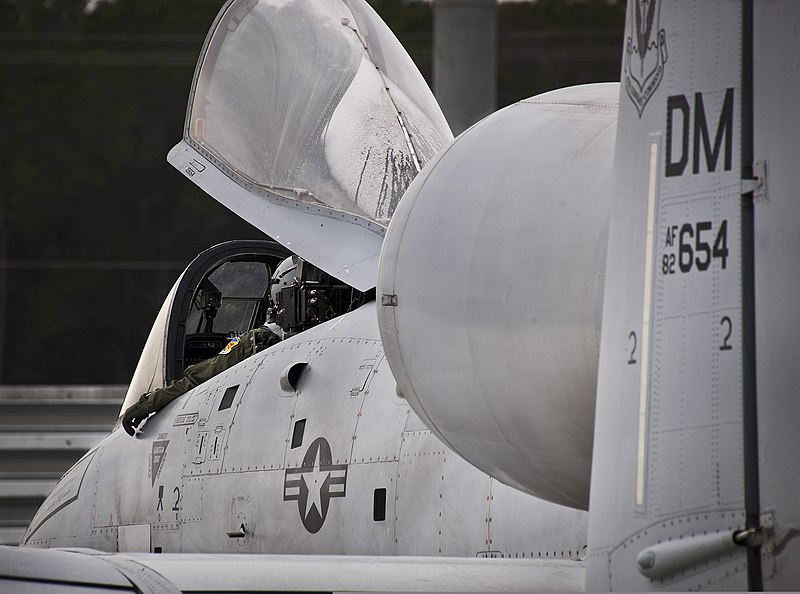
[{"xmin": 185, "ymin": 0, "xmax": 451, "ymax": 225}]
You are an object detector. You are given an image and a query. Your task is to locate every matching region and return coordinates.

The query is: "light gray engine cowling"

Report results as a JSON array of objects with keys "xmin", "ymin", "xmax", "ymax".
[{"xmin": 377, "ymin": 83, "xmax": 618, "ymax": 510}]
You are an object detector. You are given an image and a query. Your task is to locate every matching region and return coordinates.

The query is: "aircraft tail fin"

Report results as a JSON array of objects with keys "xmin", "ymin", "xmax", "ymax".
[{"xmin": 588, "ymin": 1, "xmax": 758, "ymax": 589}]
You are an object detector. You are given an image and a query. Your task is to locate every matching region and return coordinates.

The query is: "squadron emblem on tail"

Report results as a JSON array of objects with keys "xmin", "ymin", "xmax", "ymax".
[{"xmin": 624, "ymin": 0, "xmax": 668, "ymax": 117}]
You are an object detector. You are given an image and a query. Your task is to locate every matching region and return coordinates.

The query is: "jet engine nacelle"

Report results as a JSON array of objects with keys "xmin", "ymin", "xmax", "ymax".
[{"xmin": 378, "ymin": 84, "xmax": 618, "ymax": 510}]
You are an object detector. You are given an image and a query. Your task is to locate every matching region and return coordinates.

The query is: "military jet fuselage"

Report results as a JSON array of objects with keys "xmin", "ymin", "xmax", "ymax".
[{"xmin": 21, "ymin": 242, "xmax": 586, "ymax": 559}]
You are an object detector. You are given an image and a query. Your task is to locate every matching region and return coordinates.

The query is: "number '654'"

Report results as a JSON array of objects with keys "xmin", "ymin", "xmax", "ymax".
[{"xmin": 662, "ymin": 220, "xmax": 728, "ymax": 275}]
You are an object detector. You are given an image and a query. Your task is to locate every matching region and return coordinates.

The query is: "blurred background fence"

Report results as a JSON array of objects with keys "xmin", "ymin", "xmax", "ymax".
[{"xmin": 0, "ymin": 385, "xmax": 125, "ymax": 545}]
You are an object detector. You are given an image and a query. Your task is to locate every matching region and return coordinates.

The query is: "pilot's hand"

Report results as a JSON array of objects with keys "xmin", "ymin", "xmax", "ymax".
[{"xmin": 122, "ymin": 394, "xmax": 151, "ymax": 437}]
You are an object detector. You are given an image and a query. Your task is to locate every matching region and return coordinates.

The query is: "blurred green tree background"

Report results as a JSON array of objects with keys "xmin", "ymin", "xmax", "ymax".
[{"xmin": 0, "ymin": 0, "xmax": 624, "ymax": 384}]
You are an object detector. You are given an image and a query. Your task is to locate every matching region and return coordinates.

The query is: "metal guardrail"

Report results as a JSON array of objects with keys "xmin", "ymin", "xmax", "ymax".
[{"xmin": 0, "ymin": 385, "xmax": 126, "ymax": 546}]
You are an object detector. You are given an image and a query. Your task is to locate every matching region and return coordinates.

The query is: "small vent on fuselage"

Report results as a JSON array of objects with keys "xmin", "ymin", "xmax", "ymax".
[
  {"xmin": 218, "ymin": 385, "xmax": 239, "ymax": 411},
  {"xmin": 291, "ymin": 419, "xmax": 306, "ymax": 449}
]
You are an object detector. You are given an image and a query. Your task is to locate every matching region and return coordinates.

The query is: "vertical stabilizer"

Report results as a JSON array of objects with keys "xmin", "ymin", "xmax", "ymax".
[{"xmin": 588, "ymin": 1, "xmax": 755, "ymax": 589}]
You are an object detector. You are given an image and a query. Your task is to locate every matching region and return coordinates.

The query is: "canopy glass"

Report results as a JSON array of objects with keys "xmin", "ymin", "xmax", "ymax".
[{"xmin": 187, "ymin": 0, "xmax": 452, "ymax": 225}]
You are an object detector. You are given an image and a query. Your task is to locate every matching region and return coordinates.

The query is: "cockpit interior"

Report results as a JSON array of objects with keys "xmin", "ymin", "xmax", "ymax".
[{"xmin": 120, "ymin": 239, "xmax": 371, "ymax": 416}]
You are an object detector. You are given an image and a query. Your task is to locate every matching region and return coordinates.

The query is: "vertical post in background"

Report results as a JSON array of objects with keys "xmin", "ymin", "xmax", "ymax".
[
  {"xmin": 0, "ymin": 140, "xmax": 6, "ymax": 385},
  {"xmin": 433, "ymin": 0, "xmax": 496, "ymax": 136}
]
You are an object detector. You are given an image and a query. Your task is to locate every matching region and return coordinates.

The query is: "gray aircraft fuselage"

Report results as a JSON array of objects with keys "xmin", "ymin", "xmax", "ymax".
[{"xmin": 21, "ymin": 301, "xmax": 587, "ymax": 559}]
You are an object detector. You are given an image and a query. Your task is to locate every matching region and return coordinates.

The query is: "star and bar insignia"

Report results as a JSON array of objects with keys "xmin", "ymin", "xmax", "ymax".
[{"xmin": 283, "ymin": 437, "xmax": 347, "ymax": 533}]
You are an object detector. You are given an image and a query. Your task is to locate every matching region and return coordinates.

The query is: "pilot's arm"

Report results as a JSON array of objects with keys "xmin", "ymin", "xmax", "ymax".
[{"xmin": 122, "ymin": 326, "xmax": 281, "ymax": 436}]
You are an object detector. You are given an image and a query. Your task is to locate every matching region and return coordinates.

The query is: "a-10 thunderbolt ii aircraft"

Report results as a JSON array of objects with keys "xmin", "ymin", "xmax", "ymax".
[
  {"xmin": 4, "ymin": 0, "xmax": 800, "ymax": 591},
  {"xmin": 4, "ymin": 0, "xmax": 590, "ymax": 591}
]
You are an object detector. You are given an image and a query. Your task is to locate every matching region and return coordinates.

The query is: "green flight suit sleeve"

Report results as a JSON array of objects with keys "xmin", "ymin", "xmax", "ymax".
[
  {"xmin": 143, "ymin": 329, "xmax": 262, "ymax": 414},
  {"xmin": 122, "ymin": 326, "xmax": 284, "ymax": 435}
]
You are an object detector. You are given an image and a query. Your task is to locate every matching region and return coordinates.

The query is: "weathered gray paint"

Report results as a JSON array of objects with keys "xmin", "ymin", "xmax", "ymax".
[
  {"xmin": 0, "ymin": 545, "xmax": 586, "ymax": 592},
  {"xmin": 379, "ymin": 83, "xmax": 617, "ymax": 510},
  {"xmin": 22, "ymin": 302, "xmax": 587, "ymax": 561},
  {"xmin": 586, "ymin": 0, "xmax": 783, "ymax": 589},
  {"xmin": 169, "ymin": 0, "xmax": 453, "ymax": 292},
  {"xmin": 20, "ymin": 1, "xmax": 800, "ymax": 590}
]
